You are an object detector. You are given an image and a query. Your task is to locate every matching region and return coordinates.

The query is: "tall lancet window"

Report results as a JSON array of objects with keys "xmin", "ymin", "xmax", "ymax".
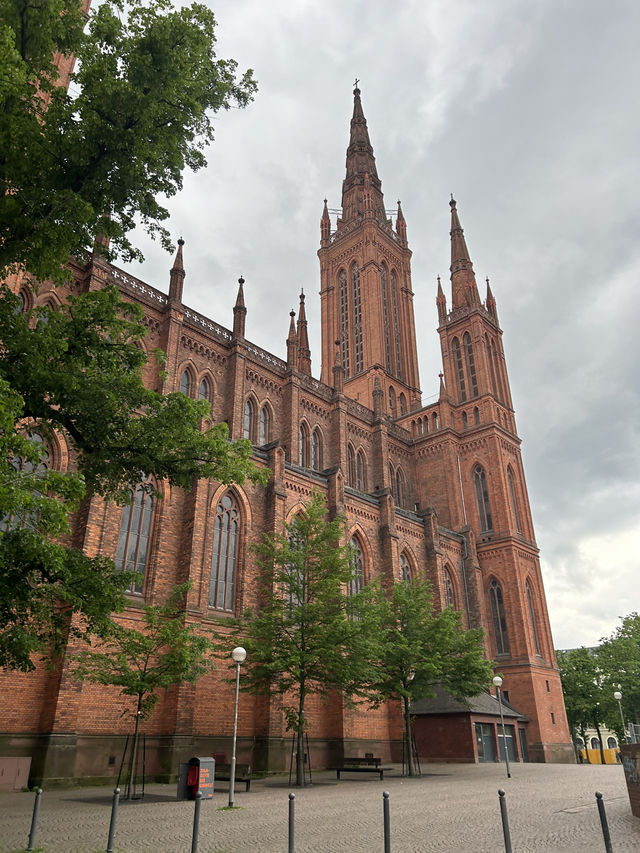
[
  {"xmin": 349, "ymin": 536, "xmax": 364, "ymax": 595},
  {"xmin": 526, "ymin": 581, "xmax": 541, "ymax": 655},
  {"xmin": 452, "ymin": 337, "xmax": 467, "ymax": 402},
  {"xmin": 507, "ymin": 466, "xmax": 521, "ymax": 533},
  {"xmin": 210, "ymin": 493, "xmax": 239, "ymax": 611},
  {"xmin": 115, "ymin": 484, "xmax": 154, "ymax": 595},
  {"xmin": 351, "ymin": 263, "xmax": 363, "ymax": 374},
  {"xmin": 390, "ymin": 270, "xmax": 403, "ymax": 380},
  {"xmin": 463, "ymin": 332, "xmax": 478, "ymax": 398},
  {"xmin": 381, "ymin": 263, "xmax": 393, "ymax": 373},
  {"xmin": 489, "ymin": 579, "xmax": 510, "ymax": 655},
  {"xmin": 338, "ymin": 269, "xmax": 350, "ymax": 377},
  {"xmin": 474, "ymin": 465, "xmax": 493, "ymax": 531}
]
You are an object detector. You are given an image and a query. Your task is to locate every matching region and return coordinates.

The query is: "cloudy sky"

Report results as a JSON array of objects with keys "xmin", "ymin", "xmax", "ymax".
[{"xmin": 127, "ymin": 0, "xmax": 640, "ymax": 650}]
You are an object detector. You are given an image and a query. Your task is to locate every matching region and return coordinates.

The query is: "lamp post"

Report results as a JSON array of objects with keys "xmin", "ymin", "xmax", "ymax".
[
  {"xmin": 614, "ymin": 690, "xmax": 627, "ymax": 744},
  {"xmin": 493, "ymin": 676, "xmax": 511, "ymax": 779},
  {"xmin": 229, "ymin": 646, "xmax": 246, "ymax": 807}
]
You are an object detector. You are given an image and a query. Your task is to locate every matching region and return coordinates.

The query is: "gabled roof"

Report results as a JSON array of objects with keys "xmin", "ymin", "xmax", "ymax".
[{"xmin": 411, "ymin": 684, "xmax": 528, "ymax": 721}]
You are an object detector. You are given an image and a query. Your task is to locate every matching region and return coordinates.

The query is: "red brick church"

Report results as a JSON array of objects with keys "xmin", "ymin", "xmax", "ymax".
[{"xmin": 1, "ymin": 86, "xmax": 573, "ymax": 784}]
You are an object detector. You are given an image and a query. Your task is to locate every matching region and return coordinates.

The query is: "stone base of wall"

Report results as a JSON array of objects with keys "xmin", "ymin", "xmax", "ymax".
[{"xmin": 527, "ymin": 741, "xmax": 575, "ymax": 764}]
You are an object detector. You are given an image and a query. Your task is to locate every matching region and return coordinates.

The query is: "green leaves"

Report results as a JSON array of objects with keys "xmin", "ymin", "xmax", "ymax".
[
  {"xmin": 73, "ymin": 584, "xmax": 215, "ymax": 718},
  {"xmin": 0, "ymin": 0, "xmax": 257, "ymax": 282}
]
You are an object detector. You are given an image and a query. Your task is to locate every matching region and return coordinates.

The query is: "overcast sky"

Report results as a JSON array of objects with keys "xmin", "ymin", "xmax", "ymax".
[{"xmin": 127, "ymin": 0, "xmax": 640, "ymax": 650}]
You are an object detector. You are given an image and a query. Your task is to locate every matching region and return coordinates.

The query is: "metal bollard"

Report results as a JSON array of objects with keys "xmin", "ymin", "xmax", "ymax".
[
  {"xmin": 498, "ymin": 789, "xmax": 512, "ymax": 853},
  {"xmin": 288, "ymin": 792, "xmax": 295, "ymax": 853},
  {"xmin": 191, "ymin": 791, "xmax": 202, "ymax": 853},
  {"xmin": 27, "ymin": 787, "xmax": 43, "ymax": 852},
  {"xmin": 382, "ymin": 790, "xmax": 391, "ymax": 853},
  {"xmin": 106, "ymin": 787, "xmax": 120, "ymax": 853},
  {"xmin": 595, "ymin": 792, "xmax": 613, "ymax": 853}
]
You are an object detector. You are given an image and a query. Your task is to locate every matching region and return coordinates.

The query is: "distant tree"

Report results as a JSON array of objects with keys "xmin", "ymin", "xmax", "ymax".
[
  {"xmin": 363, "ymin": 578, "xmax": 493, "ymax": 776},
  {"xmin": 73, "ymin": 584, "xmax": 214, "ymax": 797},
  {"xmin": 0, "ymin": 0, "xmax": 257, "ymax": 283},
  {"xmin": 596, "ymin": 613, "xmax": 640, "ymax": 739},
  {"xmin": 556, "ymin": 647, "xmax": 606, "ymax": 763},
  {"xmin": 0, "ymin": 287, "xmax": 265, "ymax": 671},
  {"xmin": 231, "ymin": 493, "xmax": 371, "ymax": 787}
]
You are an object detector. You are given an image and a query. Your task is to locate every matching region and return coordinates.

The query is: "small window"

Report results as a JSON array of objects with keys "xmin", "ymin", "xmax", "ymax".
[
  {"xmin": 395, "ymin": 468, "xmax": 405, "ymax": 508},
  {"xmin": 347, "ymin": 445, "xmax": 356, "ymax": 487},
  {"xmin": 489, "ymin": 578, "xmax": 509, "ymax": 655},
  {"xmin": 311, "ymin": 429, "xmax": 322, "ymax": 471},
  {"xmin": 198, "ymin": 377, "xmax": 211, "ymax": 402},
  {"xmin": 474, "ymin": 406, "xmax": 480, "ymax": 425},
  {"xmin": 607, "ymin": 736, "xmax": 617, "ymax": 749},
  {"xmin": 388, "ymin": 386, "xmax": 396, "ymax": 415},
  {"xmin": 462, "ymin": 411, "xmax": 468, "ymax": 429},
  {"xmin": 400, "ymin": 553, "xmax": 411, "ymax": 581},
  {"xmin": 444, "ymin": 567, "xmax": 455, "ymax": 608},
  {"xmin": 399, "ymin": 393, "xmax": 407, "ymax": 415},
  {"xmin": 299, "ymin": 422, "xmax": 309, "ymax": 467},
  {"xmin": 474, "ymin": 465, "xmax": 493, "ymax": 531},
  {"xmin": 243, "ymin": 399, "xmax": 255, "ymax": 441},
  {"xmin": 591, "ymin": 738, "xmax": 600, "ymax": 750},
  {"xmin": 356, "ymin": 450, "xmax": 367, "ymax": 491},
  {"xmin": 551, "ymin": 712, "xmax": 555, "ymax": 725},
  {"xmin": 180, "ymin": 370, "xmax": 191, "ymax": 396},
  {"xmin": 349, "ymin": 537, "xmax": 364, "ymax": 595},
  {"xmin": 546, "ymin": 680, "xmax": 550, "ymax": 693},
  {"xmin": 259, "ymin": 406, "xmax": 271, "ymax": 446}
]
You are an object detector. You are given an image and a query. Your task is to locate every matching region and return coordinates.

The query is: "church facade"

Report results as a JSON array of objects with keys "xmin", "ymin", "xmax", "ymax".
[{"xmin": 1, "ymin": 87, "xmax": 573, "ymax": 784}]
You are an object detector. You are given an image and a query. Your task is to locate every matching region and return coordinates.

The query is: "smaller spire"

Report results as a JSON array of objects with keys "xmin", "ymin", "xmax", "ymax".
[
  {"xmin": 436, "ymin": 274, "xmax": 447, "ymax": 324},
  {"xmin": 372, "ymin": 375, "xmax": 384, "ymax": 420},
  {"xmin": 169, "ymin": 237, "xmax": 185, "ymax": 303},
  {"xmin": 286, "ymin": 309, "xmax": 298, "ymax": 369},
  {"xmin": 332, "ymin": 338, "xmax": 344, "ymax": 393},
  {"xmin": 321, "ymin": 198, "xmax": 331, "ymax": 246},
  {"xmin": 485, "ymin": 277, "xmax": 498, "ymax": 321},
  {"xmin": 438, "ymin": 372, "xmax": 449, "ymax": 403},
  {"xmin": 296, "ymin": 289, "xmax": 312, "ymax": 376},
  {"xmin": 449, "ymin": 198, "xmax": 481, "ymax": 310},
  {"xmin": 396, "ymin": 200, "xmax": 407, "ymax": 245},
  {"xmin": 232, "ymin": 275, "xmax": 246, "ymax": 339}
]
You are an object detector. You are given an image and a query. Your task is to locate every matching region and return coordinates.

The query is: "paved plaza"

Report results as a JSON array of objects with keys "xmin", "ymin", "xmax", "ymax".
[{"xmin": 1, "ymin": 761, "xmax": 639, "ymax": 852}]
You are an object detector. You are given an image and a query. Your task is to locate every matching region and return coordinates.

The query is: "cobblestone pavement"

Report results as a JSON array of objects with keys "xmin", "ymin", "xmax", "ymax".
[{"xmin": 1, "ymin": 762, "xmax": 638, "ymax": 852}]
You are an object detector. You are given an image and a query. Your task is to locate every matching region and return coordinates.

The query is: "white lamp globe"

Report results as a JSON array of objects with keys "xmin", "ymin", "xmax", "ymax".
[
  {"xmin": 231, "ymin": 646, "xmax": 247, "ymax": 664},
  {"xmin": 493, "ymin": 676, "xmax": 503, "ymax": 688}
]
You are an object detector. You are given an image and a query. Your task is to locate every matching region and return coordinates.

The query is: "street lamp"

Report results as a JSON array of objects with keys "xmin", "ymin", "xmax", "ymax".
[
  {"xmin": 229, "ymin": 646, "xmax": 246, "ymax": 807},
  {"xmin": 493, "ymin": 676, "xmax": 511, "ymax": 779},
  {"xmin": 614, "ymin": 690, "xmax": 627, "ymax": 743}
]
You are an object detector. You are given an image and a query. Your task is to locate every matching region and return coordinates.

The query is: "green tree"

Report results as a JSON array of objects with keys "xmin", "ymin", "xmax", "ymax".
[
  {"xmin": 0, "ymin": 0, "xmax": 256, "ymax": 282},
  {"xmin": 73, "ymin": 584, "xmax": 214, "ymax": 798},
  {"xmin": 364, "ymin": 578, "xmax": 493, "ymax": 776},
  {"xmin": 596, "ymin": 613, "xmax": 640, "ymax": 739},
  {"xmin": 0, "ymin": 287, "xmax": 265, "ymax": 670},
  {"xmin": 556, "ymin": 647, "xmax": 606, "ymax": 763},
  {"xmin": 232, "ymin": 493, "xmax": 370, "ymax": 787}
]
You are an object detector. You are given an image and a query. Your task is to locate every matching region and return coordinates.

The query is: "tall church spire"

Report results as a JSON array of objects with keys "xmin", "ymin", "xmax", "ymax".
[
  {"xmin": 449, "ymin": 198, "xmax": 481, "ymax": 309},
  {"xmin": 341, "ymin": 84, "xmax": 385, "ymax": 225},
  {"xmin": 296, "ymin": 289, "xmax": 312, "ymax": 375},
  {"xmin": 169, "ymin": 238, "xmax": 185, "ymax": 303}
]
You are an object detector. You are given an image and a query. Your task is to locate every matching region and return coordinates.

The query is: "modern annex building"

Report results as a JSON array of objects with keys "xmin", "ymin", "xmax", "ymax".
[{"xmin": 1, "ymin": 87, "xmax": 573, "ymax": 784}]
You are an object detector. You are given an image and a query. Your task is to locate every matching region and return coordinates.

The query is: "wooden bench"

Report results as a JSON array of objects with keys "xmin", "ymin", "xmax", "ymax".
[
  {"xmin": 334, "ymin": 756, "xmax": 390, "ymax": 780},
  {"xmin": 214, "ymin": 762, "xmax": 252, "ymax": 792}
]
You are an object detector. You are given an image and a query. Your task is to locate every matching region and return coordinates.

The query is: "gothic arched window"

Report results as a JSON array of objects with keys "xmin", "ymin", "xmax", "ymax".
[
  {"xmin": 399, "ymin": 393, "xmax": 407, "ymax": 415},
  {"xmin": 462, "ymin": 411, "xmax": 468, "ymax": 429},
  {"xmin": 474, "ymin": 465, "xmax": 493, "ymax": 531},
  {"xmin": 452, "ymin": 337, "xmax": 466, "ymax": 402},
  {"xmin": 299, "ymin": 422, "xmax": 309, "ymax": 467},
  {"xmin": 198, "ymin": 377, "xmax": 211, "ymax": 402},
  {"xmin": 311, "ymin": 429, "xmax": 322, "ymax": 471},
  {"xmin": 339, "ymin": 269, "xmax": 350, "ymax": 377},
  {"xmin": 115, "ymin": 485, "xmax": 154, "ymax": 594},
  {"xmin": 381, "ymin": 263, "xmax": 392, "ymax": 373},
  {"xmin": 474, "ymin": 406, "xmax": 480, "ymax": 425},
  {"xmin": 347, "ymin": 444, "xmax": 356, "ymax": 487},
  {"xmin": 400, "ymin": 553, "xmax": 412, "ymax": 582},
  {"xmin": 351, "ymin": 263, "xmax": 363, "ymax": 374},
  {"xmin": 349, "ymin": 536, "xmax": 364, "ymax": 595},
  {"xmin": 489, "ymin": 579, "xmax": 510, "ymax": 655},
  {"xmin": 463, "ymin": 332, "xmax": 478, "ymax": 398},
  {"xmin": 444, "ymin": 567, "xmax": 456, "ymax": 608},
  {"xmin": 259, "ymin": 406, "xmax": 271, "ymax": 446},
  {"xmin": 526, "ymin": 581, "xmax": 541, "ymax": 655},
  {"xmin": 395, "ymin": 467, "xmax": 405, "ymax": 508},
  {"xmin": 180, "ymin": 369, "xmax": 191, "ymax": 396},
  {"xmin": 356, "ymin": 450, "xmax": 367, "ymax": 491},
  {"xmin": 390, "ymin": 269, "xmax": 402, "ymax": 379},
  {"xmin": 209, "ymin": 493, "xmax": 239, "ymax": 611},
  {"xmin": 243, "ymin": 398, "xmax": 255, "ymax": 441},
  {"xmin": 507, "ymin": 466, "xmax": 521, "ymax": 533},
  {"xmin": 388, "ymin": 386, "xmax": 396, "ymax": 415}
]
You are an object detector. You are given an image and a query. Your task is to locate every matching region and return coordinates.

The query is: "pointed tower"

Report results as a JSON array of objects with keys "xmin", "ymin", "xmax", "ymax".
[
  {"xmin": 431, "ymin": 198, "xmax": 571, "ymax": 762},
  {"xmin": 232, "ymin": 275, "xmax": 246, "ymax": 339},
  {"xmin": 296, "ymin": 290, "xmax": 312, "ymax": 376},
  {"xmin": 319, "ymin": 85, "xmax": 421, "ymax": 413},
  {"xmin": 168, "ymin": 238, "xmax": 185, "ymax": 303}
]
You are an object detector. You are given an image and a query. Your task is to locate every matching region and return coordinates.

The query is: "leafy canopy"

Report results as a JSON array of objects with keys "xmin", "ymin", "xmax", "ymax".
[
  {"xmin": 0, "ymin": 287, "xmax": 265, "ymax": 671},
  {"xmin": 0, "ymin": 0, "xmax": 257, "ymax": 282},
  {"xmin": 73, "ymin": 584, "xmax": 215, "ymax": 718}
]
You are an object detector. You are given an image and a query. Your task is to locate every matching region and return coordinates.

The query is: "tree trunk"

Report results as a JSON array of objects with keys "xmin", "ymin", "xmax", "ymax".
[
  {"xmin": 580, "ymin": 724, "xmax": 590, "ymax": 763},
  {"xmin": 403, "ymin": 695, "xmax": 417, "ymax": 777},
  {"xmin": 125, "ymin": 694, "xmax": 143, "ymax": 799},
  {"xmin": 296, "ymin": 691, "xmax": 305, "ymax": 787},
  {"xmin": 593, "ymin": 716, "xmax": 606, "ymax": 766}
]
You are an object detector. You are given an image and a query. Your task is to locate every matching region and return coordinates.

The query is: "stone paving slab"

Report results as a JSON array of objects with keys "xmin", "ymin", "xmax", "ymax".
[{"xmin": 1, "ymin": 762, "xmax": 638, "ymax": 852}]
